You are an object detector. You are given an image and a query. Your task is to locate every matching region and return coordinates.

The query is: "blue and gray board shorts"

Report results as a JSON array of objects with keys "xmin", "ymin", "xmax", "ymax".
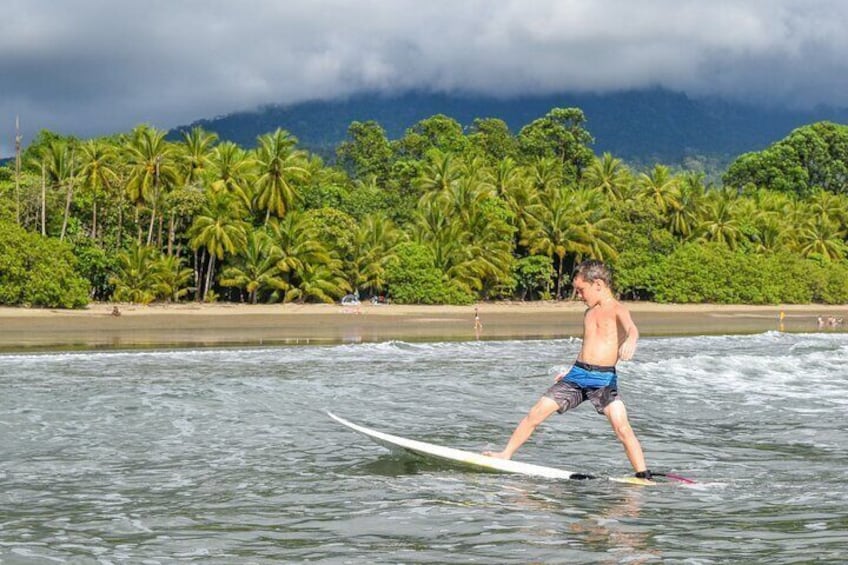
[{"xmin": 544, "ymin": 360, "xmax": 620, "ymax": 415}]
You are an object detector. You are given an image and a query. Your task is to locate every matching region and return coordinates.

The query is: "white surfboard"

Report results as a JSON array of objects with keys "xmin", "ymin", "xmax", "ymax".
[{"xmin": 328, "ymin": 411, "xmax": 661, "ymax": 485}]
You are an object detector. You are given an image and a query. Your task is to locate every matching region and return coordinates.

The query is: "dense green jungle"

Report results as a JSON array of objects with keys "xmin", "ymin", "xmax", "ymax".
[{"xmin": 1, "ymin": 107, "xmax": 847, "ymax": 308}]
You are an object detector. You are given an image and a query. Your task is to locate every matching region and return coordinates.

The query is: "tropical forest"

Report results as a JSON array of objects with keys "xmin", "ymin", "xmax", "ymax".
[{"xmin": 1, "ymin": 107, "xmax": 847, "ymax": 308}]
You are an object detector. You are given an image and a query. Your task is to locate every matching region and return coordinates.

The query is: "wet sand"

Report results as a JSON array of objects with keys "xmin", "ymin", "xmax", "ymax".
[{"xmin": 0, "ymin": 302, "xmax": 844, "ymax": 351}]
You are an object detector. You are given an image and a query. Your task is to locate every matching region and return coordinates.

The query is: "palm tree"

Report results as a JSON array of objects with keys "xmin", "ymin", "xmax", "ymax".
[
  {"xmin": 568, "ymin": 189, "xmax": 618, "ymax": 262},
  {"xmin": 350, "ymin": 214, "xmax": 404, "ymax": 296},
  {"xmin": 486, "ymin": 157, "xmax": 523, "ymax": 201},
  {"xmin": 209, "ymin": 141, "xmax": 256, "ymax": 212},
  {"xmin": 415, "ymin": 149, "xmax": 462, "ymax": 194},
  {"xmin": 266, "ymin": 212, "xmax": 343, "ymax": 302},
  {"xmin": 445, "ymin": 175, "xmax": 495, "ymax": 225},
  {"xmin": 637, "ymin": 164, "xmax": 680, "ymax": 215},
  {"xmin": 667, "ymin": 172, "xmax": 706, "ymax": 240},
  {"xmin": 188, "ymin": 191, "xmax": 249, "ymax": 301},
  {"xmin": 154, "ymin": 254, "xmax": 194, "ymax": 302},
  {"xmin": 695, "ymin": 188, "xmax": 744, "ymax": 249},
  {"xmin": 77, "ymin": 139, "xmax": 119, "ymax": 240},
  {"xmin": 109, "ymin": 243, "xmax": 161, "ymax": 304},
  {"xmin": 583, "ymin": 152, "xmax": 631, "ymax": 201},
  {"xmin": 254, "ymin": 128, "xmax": 309, "ymax": 223},
  {"xmin": 747, "ymin": 186, "xmax": 795, "ymax": 218},
  {"xmin": 750, "ymin": 215, "xmax": 793, "ymax": 253},
  {"xmin": 124, "ymin": 125, "xmax": 180, "ymax": 245},
  {"xmin": 794, "ymin": 216, "xmax": 847, "ymax": 261},
  {"xmin": 179, "ymin": 127, "xmax": 218, "ymax": 186},
  {"xmin": 38, "ymin": 140, "xmax": 77, "ymax": 240},
  {"xmin": 411, "ymin": 169, "xmax": 515, "ymax": 297},
  {"xmin": 806, "ymin": 189, "xmax": 848, "ymax": 226},
  {"xmin": 287, "ymin": 261, "xmax": 350, "ymax": 304},
  {"xmin": 219, "ymin": 229, "xmax": 286, "ymax": 303},
  {"xmin": 528, "ymin": 156, "xmax": 563, "ymax": 193},
  {"xmin": 525, "ymin": 186, "xmax": 616, "ymax": 297},
  {"xmin": 411, "ymin": 201, "xmax": 474, "ymax": 291},
  {"xmin": 495, "ymin": 164, "xmax": 538, "ymax": 249}
]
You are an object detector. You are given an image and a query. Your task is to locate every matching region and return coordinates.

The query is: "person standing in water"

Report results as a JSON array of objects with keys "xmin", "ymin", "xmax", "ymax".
[{"xmin": 485, "ymin": 259, "xmax": 652, "ymax": 479}]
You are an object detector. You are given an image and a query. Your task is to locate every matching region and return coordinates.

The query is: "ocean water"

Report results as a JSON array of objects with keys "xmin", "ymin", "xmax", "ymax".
[{"xmin": 1, "ymin": 332, "xmax": 846, "ymax": 563}]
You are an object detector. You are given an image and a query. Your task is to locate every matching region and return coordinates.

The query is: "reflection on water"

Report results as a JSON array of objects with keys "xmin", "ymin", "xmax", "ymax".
[{"xmin": 1, "ymin": 332, "xmax": 847, "ymax": 563}]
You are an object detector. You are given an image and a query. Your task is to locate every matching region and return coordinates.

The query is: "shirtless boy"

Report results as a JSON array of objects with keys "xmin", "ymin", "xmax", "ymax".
[{"xmin": 485, "ymin": 259, "xmax": 652, "ymax": 479}]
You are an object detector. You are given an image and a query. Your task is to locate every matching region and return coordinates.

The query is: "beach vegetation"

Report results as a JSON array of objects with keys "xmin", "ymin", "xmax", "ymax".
[
  {"xmin": 254, "ymin": 128, "xmax": 310, "ymax": 224},
  {"xmin": 723, "ymin": 121, "xmax": 848, "ymax": 197},
  {"xmin": 2, "ymin": 111, "xmax": 848, "ymax": 307},
  {"xmin": 385, "ymin": 242, "xmax": 474, "ymax": 305},
  {"xmin": 109, "ymin": 244, "xmax": 162, "ymax": 304},
  {"xmin": 512, "ymin": 255, "xmax": 555, "ymax": 300},
  {"xmin": 0, "ymin": 220, "xmax": 89, "ymax": 307},
  {"xmin": 219, "ymin": 229, "xmax": 286, "ymax": 304}
]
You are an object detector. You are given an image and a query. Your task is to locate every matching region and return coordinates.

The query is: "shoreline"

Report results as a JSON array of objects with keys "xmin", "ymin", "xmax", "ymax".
[{"xmin": 0, "ymin": 302, "xmax": 845, "ymax": 351}]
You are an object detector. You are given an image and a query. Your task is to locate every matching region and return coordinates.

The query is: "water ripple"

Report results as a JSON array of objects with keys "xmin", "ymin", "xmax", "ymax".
[{"xmin": 1, "ymin": 333, "xmax": 847, "ymax": 563}]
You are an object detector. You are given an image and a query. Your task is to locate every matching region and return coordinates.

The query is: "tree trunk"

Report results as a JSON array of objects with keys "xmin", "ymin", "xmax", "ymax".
[
  {"xmin": 41, "ymin": 163, "xmax": 46, "ymax": 236},
  {"xmin": 570, "ymin": 254, "xmax": 582, "ymax": 300},
  {"xmin": 158, "ymin": 214, "xmax": 164, "ymax": 249},
  {"xmin": 148, "ymin": 161, "xmax": 160, "ymax": 246},
  {"xmin": 60, "ymin": 181, "xmax": 73, "ymax": 241},
  {"xmin": 556, "ymin": 254, "xmax": 564, "ymax": 299},
  {"xmin": 167, "ymin": 216, "xmax": 175, "ymax": 256},
  {"xmin": 204, "ymin": 254, "xmax": 216, "ymax": 302},
  {"xmin": 117, "ymin": 201, "xmax": 123, "ymax": 250},
  {"xmin": 91, "ymin": 201, "xmax": 98, "ymax": 240},
  {"xmin": 135, "ymin": 207, "xmax": 142, "ymax": 245},
  {"xmin": 15, "ymin": 116, "xmax": 22, "ymax": 226},
  {"xmin": 146, "ymin": 204, "xmax": 157, "ymax": 246}
]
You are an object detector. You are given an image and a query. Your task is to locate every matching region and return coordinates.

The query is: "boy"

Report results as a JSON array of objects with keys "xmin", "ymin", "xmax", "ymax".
[{"xmin": 485, "ymin": 259, "xmax": 652, "ymax": 479}]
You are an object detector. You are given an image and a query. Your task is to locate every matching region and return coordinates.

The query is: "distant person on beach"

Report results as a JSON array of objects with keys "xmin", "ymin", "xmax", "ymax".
[{"xmin": 485, "ymin": 259, "xmax": 653, "ymax": 480}]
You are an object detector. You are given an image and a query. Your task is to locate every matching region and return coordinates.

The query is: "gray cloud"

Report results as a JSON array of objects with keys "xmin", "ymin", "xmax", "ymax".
[{"xmin": 3, "ymin": 0, "xmax": 848, "ymax": 155}]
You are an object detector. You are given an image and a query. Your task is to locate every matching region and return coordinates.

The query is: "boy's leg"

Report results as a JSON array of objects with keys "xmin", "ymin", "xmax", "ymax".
[
  {"xmin": 603, "ymin": 399, "xmax": 647, "ymax": 473},
  {"xmin": 485, "ymin": 396, "xmax": 560, "ymax": 460}
]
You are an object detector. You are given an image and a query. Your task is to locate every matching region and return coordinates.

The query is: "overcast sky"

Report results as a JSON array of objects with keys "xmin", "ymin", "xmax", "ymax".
[{"xmin": 3, "ymin": 0, "xmax": 848, "ymax": 156}]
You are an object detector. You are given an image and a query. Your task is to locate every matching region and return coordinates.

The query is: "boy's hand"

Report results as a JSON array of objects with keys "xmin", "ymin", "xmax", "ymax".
[{"xmin": 619, "ymin": 339, "xmax": 637, "ymax": 361}]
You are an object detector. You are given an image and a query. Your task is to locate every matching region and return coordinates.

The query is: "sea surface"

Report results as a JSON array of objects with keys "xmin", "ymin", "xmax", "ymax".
[{"xmin": 1, "ymin": 332, "xmax": 847, "ymax": 564}]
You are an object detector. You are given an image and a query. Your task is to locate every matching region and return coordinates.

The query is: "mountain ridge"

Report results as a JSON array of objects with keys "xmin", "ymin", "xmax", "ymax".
[{"xmin": 170, "ymin": 88, "xmax": 848, "ymax": 168}]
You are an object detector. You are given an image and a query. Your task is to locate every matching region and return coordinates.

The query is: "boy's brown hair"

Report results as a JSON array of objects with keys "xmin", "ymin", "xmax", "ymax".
[{"xmin": 573, "ymin": 259, "xmax": 612, "ymax": 287}]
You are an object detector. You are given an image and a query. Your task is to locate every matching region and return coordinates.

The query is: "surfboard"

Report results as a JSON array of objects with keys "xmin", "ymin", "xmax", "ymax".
[{"xmin": 328, "ymin": 411, "xmax": 684, "ymax": 486}]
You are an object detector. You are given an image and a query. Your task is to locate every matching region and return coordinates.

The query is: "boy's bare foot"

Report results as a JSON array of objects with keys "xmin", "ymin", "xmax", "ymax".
[{"xmin": 483, "ymin": 450, "xmax": 510, "ymax": 459}]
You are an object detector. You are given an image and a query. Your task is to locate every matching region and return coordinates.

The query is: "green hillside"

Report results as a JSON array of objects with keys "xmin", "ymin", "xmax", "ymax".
[{"xmin": 171, "ymin": 88, "xmax": 848, "ymax": 169}]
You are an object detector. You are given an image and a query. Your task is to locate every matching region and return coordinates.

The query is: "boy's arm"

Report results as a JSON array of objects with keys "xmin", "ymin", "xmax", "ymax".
[{"xmin": 617, "ymin": 306, "xmax": 639, "ymax": 361}]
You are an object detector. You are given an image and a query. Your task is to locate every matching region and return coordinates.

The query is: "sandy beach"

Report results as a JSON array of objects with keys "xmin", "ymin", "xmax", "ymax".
[{"xmin": 0, "ymin": 301, "xmax": 845, "ymax": 351}]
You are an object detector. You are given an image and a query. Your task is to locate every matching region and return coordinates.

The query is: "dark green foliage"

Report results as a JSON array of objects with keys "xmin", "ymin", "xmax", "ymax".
[
  {"xmin": 647, "ymin": 244, "xmax": 847, "ymax": 304},
  {"xmin": 336, "ymin": 121, "xmax": 394, "ymax": 181},
  {"xmin": 517, "ymin": 108, "xmax": 595, "ymax": 181},
  {"xmin": 512, "ymin": 255, "xmax": 554, "ymax": 300},
  {"xmin": 385, "ymin": 242, "xmax": 473, "ymax": 304},
  {"xmin": 303, "ymin": 208, "xmax": 357, "ymax": 261},
  {"xmin": 4, "ymin": 100, "xmax": 848, "ymax": 308},
  {"xmin": 808, "ymin": 259, "xmax": 848, "ymax": 304},
  {"xmin": 467, "ymin": 118, "xmax": 519, "ymax": 163},
  {"xmin": 73, "ymin": 241, "xmax": 117, "ymax": 301},
  {"xmin": 0, "ymin": 221, "xmax": 90, "ymax": 307},
  {"xmin": 393, "ymin": 115, "xmax": 469, "ymax": 160},
  {"xmin": 724, "ymin": 121, "xmax": 848, "ymax": 196},
  {"xmin": 300, "ymin": 182, "xmax": 351, "ymax": 212},
  {"xmin": 614, "ymin": 248, "xmax": 666, "ymax": 302}
]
